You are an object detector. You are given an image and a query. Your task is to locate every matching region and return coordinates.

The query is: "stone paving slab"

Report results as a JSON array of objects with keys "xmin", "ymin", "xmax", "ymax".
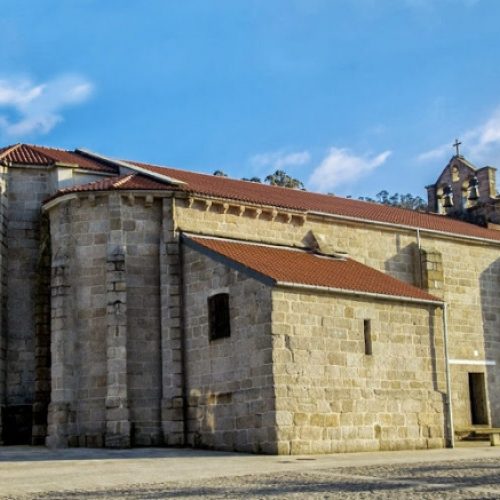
[{"xmin": 0, "ymin": 444, "xmax": 500, "ymax": 499}]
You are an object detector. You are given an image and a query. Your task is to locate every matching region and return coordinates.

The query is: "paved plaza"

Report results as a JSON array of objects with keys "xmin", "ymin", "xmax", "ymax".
[{"xmin": 0, "ymin": 443, "xmax": 499, "ymax": 499}]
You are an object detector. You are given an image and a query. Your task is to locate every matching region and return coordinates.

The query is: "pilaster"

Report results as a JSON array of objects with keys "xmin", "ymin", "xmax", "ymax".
[
  {"xmin": 46, "ymin": 238, "xmax": 74, "ymax": 447},
  {"xmin": 32, "ymin": 213, "xmax": 52, "ymax": 444},
  {"xmin": 419, "ymin": 248, "xmax": 444, "ymax": 298},
  {"xmin": 105, "ymin": 194, "xmax": 130, "ymax": 447},
  {"xmin": 160, "ymin": 197, "xmax": 185, "ymax": 445},
  {"xmin": 0, "ymin": 165, "xmax": 7, "ymax": 444}
]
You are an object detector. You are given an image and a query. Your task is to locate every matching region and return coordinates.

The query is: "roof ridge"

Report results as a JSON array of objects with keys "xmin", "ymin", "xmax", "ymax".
[
  {"xmin": 53, "ymin": 156, "xmax": 500, "ymax": 243},
  {"xmin": 26, "ymin": 143, "xmax": 69, "ymax": 152},
  {"xmin": 131, "ymin": 159, "xmax": 441, "ymax": 214},
  {"xmin": 113, "ymin": 173, "xmax": 136, "ymax": 188},
  {"xmin": 18, "ymin": 144, "xmax": 498, "ymax": 244},
  {"xmin": 76, "ymin": 148, "xmax": 186, "ymax": 186},
  {"xmin": 132, "ymin": 159, "xmax": 308, "ymax": 189}
]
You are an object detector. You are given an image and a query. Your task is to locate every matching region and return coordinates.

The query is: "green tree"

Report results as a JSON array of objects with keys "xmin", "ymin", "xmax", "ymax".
[
  {"xmin": 242, "ymin": 176, "xmax": 262, "ymax": 183},
  {"xmin": 264, "ymin": 169, "xmax": 304, "ymax": 189},
  {"xmin": 213, "ymin": 170, "xmax": 228, "ymax": 177},
  {"xmin": 358, "ymin": 190, "xmax": 427, "ymax": 211}
]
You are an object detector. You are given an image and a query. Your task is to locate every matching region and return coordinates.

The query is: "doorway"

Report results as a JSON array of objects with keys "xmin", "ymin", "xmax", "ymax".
[
  {"xmin": 2, "ymin": 405, "xmax": 33, "ymax": 444},
  {"xmin": 468, "ymin": 372, "xmax": 489, "ymax": 426}
]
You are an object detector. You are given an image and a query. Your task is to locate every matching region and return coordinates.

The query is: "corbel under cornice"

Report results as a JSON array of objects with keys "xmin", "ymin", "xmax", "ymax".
[{"xmin": 42, "ymin": 189, "xmax": 174, "ymax": 213}]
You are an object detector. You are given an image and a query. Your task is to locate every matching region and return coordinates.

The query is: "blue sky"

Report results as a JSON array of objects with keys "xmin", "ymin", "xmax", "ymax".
[{"xmin": 1, "ymin": 0, "xmax": 500, "ymax": 198}]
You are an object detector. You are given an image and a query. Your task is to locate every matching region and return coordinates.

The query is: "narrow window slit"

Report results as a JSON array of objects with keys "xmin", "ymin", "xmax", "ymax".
[
  {"xmin": 364, "ymin": 319, "xmax": 372, "ymax": 355},
  {"xmin": 208, "ymin": 293, "xmax": 231, "ymax": 340}
]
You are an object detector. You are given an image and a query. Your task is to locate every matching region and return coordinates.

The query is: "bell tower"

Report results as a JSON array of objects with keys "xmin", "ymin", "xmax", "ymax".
[{"xmin": 426, "ymin": 140, "xmax": 499, "ymax": 226}]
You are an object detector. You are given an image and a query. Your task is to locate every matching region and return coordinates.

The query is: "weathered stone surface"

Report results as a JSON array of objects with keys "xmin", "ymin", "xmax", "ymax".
[
  {"xmin": 46, "ymin": 194, "xmax": 163, "ymax": 447},
  {"xmin": 183, "ymin": 246, "xmax": 276, "ymax": 453},
  {"xmin": 1, "ymin": 153, "xmax": 499, "ymax": 455},
  {"xmin": 175, "ymin": 198, "xmax": 500, "ymax": 434},
  {"xmin": 271, "ymin": 290, "xmax": 446, "ymax": 453}
]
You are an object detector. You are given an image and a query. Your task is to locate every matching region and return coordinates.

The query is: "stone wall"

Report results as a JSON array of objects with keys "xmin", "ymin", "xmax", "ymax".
[
  {"xmin": 47, "ymin": 193, "xmax": 164, "ymax": 447},
  {"xmin": 174, "ymin": 200, "xmax": 421, "ymax": 284},
  {"xmin": 121, "ymin": 198, "xmax": 162, "ymax": 446},
  {"xmin": 174, "ymin": 198, "xmax": 500, "ymax": 430},
  {"xmin": 181, "ymin": 236, "xmax": 449, "ymax": 455},
  {"xmin": 32, "ymin": 214, "xmax": 52, "ymax": 444},
  {"xmin": 1, "ymin": 165, "xmax": 112, "ymax": 445},
  {"xmin": 36, "ymin": 188, "xmax": 500, "ymax": 450},
  {"xmin": 47, "ymin": 195, "xmax": 107, "ymax": 446},
  {"xmin": 0, "ymin": 164, "xmax": 7, "ymax": 444},
  {"xmin": 4, "ymin": 167, "xmax": 51, "ymax": 444},
  {"xmin": 436, "ymin": 239, "xmax": 500, "ymax": 428},
  {"xmin": 271, "ymin": 290, "xmax": 446, "ymax": 454},
  {"xmin": 159, "ymin": 197, "xmax": 186, "ymax": 446},
  {"xmin": 182, "ymin": 245, "xmax": 276, "ymax": 453}
]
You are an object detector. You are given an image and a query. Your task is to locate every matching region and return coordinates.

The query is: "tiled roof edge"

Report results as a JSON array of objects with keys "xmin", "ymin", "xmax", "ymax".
[
  {"xmin": 10, "ymin": 144, "xmax": 499, "ymax": 245},
  {"xmin": 276, "ymin": 280, "xmax": 442, "ymax": 305},
  {"xmin": 307, "ymin": 210, "xmax": 500, "ymax": 245},
  {"xmin": 184, "ymin": 233, "xmax": 442, "ymax": 304}
]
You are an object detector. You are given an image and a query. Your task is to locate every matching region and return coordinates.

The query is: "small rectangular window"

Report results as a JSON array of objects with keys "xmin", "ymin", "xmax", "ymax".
[
  {"xmin": 363, "ymin": 319, "xmax": 372, "ymax": 355},
  {"xmin": 208, "ymin": 293, "xmax": 231, "ymax": 340}
]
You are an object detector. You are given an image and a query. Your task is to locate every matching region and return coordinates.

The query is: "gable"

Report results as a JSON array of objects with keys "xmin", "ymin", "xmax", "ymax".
[{"xmin": 434, "ymin": 156, "xmax": 477, "ymax": 188}]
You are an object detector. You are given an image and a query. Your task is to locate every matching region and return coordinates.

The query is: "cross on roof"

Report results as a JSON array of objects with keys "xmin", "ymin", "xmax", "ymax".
[{"xmin": 453, "ymin": 138, "xmax": 462, "ymax": 156}]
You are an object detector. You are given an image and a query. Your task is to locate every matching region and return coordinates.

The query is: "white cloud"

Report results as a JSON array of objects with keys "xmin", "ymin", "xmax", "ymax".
[
  {"xmin": 417, "ymin": 143, "xmax": 450, "ymax": 162},
  {"xmin": 467, "ymin": 109, "xmax": 500, "ymax": 159},
  {"xmin": 418, "ymin": 107, "xmax": 500, "ymax": 165},
  {"xmin": 0, "ymin": 75, "xmax": 93, "ymax": 137},
  {"xmin": 308, "ymin": 148, "xmax": 392, "ymax": 192},
  {"xmin": 250, "ymin": 150, "xmax": 311, "ymax": 170}
]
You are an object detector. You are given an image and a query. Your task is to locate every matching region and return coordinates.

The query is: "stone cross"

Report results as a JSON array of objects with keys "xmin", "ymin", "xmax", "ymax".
[{"xmin": 453, "ymin": 138, "xmax": 462, "ymax": 156}]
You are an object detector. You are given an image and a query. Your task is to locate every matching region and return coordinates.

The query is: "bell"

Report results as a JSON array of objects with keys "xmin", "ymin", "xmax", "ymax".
[
  {"xmin": 443, "ymin": 185, "xmax": 454, "ymax": 208},
  {"xmin": 468, "ymin": 176, "xmax": 479, "ymax": 201}
]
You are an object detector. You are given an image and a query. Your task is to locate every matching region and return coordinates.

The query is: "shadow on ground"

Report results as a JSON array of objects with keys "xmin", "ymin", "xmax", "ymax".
[
  {"xmin": 32, "ymin": 460, "xmax": 500, "ymax": 500},
  {"xmin": 0, "ymin": 446, "xmax": 240, "ymax": 462}
]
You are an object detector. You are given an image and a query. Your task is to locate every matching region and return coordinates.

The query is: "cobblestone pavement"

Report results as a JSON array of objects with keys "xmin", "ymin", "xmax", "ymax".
[{"xmin": 8, "ymin": 457, "xmax": 500, "ymax": 499}]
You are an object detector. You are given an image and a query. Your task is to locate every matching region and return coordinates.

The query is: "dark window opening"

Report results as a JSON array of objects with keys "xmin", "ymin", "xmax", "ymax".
[
  {"xmin": 363, "ymin": 319, "xmax": 372, "ymax": 355},
  {"xmin": 208, "ymin": 293, "xmax": 231, "ymax": 340},
  {"xmin": 469, "ymin": 372, "xmax": 489, "ymax": 425}
]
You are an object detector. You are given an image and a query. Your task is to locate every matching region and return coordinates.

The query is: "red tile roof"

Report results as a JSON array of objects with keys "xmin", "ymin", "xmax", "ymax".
[
  {"xmin": 51, "ymin": 173, "xmax": 170, "ymax": 199},
  {"xmin": 130, "ymin": 160, "xmax": 500, "ymax": 242},
  {"xmin": 185, "ymin": 235, "xmax": 441, "ymax": 303},
  {"xmin": 13, "ymin": 144, "xmax": 498, "ymax": 243},
  {"xmin": 0, "ymin": 144, "xmax": 117, "ymax": 173}
]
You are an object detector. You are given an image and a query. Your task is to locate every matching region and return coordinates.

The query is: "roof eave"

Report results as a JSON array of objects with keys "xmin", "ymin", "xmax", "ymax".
[
  {"xmin": 307, "ymin": 210, "xmax": 500, "ymax": 246},
  {"xmin": 183, "ymin": 233, "xmax": 442, "ymax": 305},
  {"xmin": 42, "ymin": 188, "xmax": 175, "ymax": 212},
  {"xmin": 174, "ymin": 190, "xmax": 500, "ymax": 246},
  {"xmin": 276, "ymin": 280, "xmax": 443, "ymax": 306}
]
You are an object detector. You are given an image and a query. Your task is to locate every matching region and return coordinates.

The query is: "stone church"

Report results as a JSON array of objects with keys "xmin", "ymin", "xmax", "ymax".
[{"xmin": 0, "ymin": 143, "xmax": 498, "ymax": 454}]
